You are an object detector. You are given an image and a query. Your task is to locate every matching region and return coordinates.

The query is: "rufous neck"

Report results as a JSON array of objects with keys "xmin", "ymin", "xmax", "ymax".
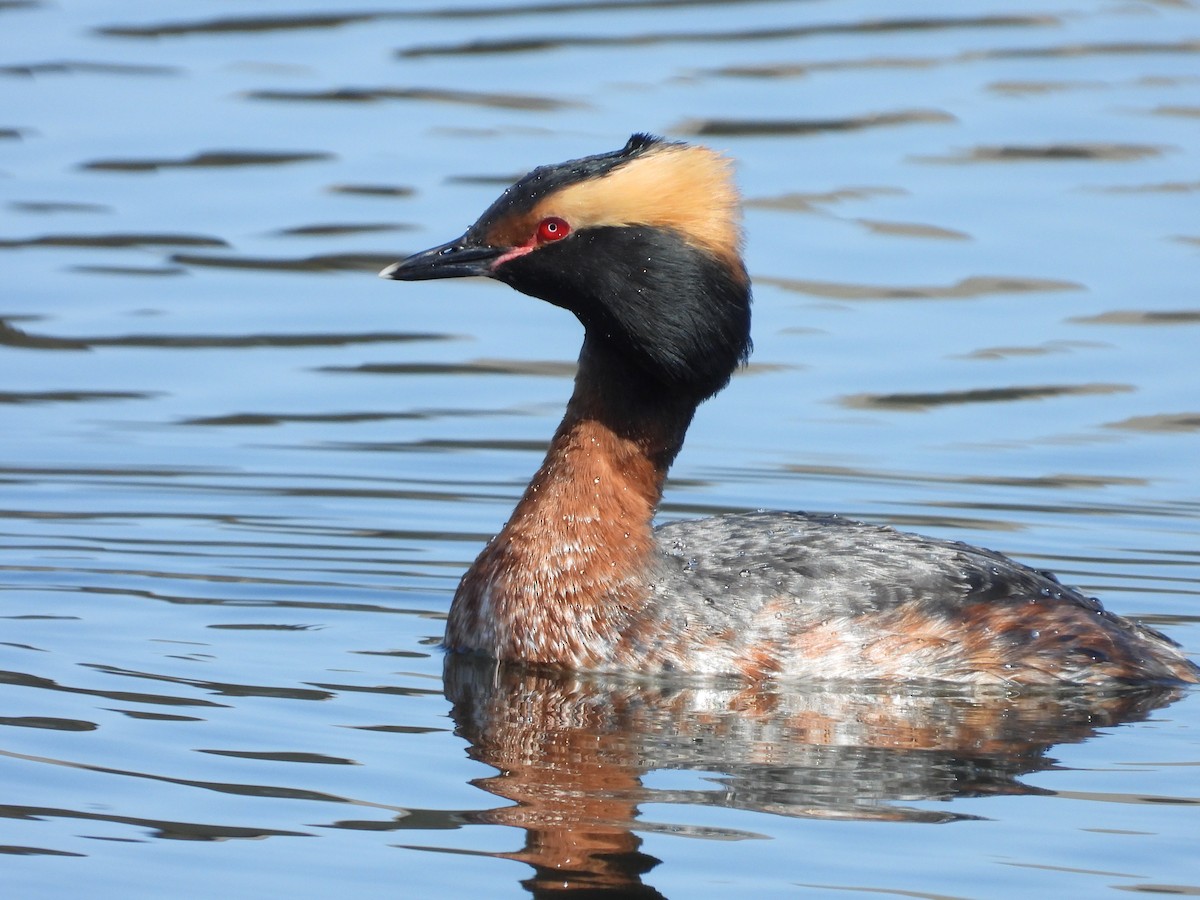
[
  {"xmin": 505, "ymin": 340, "xmax": 697, "ymax": 546},
  {"xmin": 445, "ymin": 340, "xmax": 698, "ymax": 667}
]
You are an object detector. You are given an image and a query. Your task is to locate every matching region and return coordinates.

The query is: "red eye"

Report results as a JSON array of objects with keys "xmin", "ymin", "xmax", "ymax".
[{"xmin": 536, "ymin": 216, "xmax": 570, "ymax": 244}]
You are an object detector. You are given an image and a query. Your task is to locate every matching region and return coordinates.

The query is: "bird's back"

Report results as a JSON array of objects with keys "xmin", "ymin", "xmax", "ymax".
[{"xmin": 625, "ymin": 511, "xmax": 1199, "ymax": 686}]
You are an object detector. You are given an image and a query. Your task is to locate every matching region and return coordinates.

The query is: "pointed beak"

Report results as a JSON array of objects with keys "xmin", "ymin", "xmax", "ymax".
[{"xmin": 379, "ymin": 235, "xmax": 504, "ymax": 281}]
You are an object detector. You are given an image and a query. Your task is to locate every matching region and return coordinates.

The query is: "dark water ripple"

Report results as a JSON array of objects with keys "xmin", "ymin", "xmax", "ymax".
[
  {"xmin": 1071, "ymin": 309, "xmax": 1200, "ymax": 326},
  {"xmin": 325, "ymin": 183, "xmax": 414, "ymax": 197},
  {"xmin": 8, "ymin": 201, "xmax": 111, "ymax": 214},
  {"xmin": 0, "ymin": 60, "xmax": 180, "ymax": 77},
  {"xmin": 758, "ymin": 274, "xmax": 1083, "ymax": 299},
  {"xmin": 93, "ymin": 0, "xmax": 807, "ymax": 39},
  {"xmin": 0, "ymin": 233, "xmax": 227, "ymax": 249},
  {"xmin": 679, "ymin": 108, "xmax": 956, "ymax": 137},
  {"xmin": 168, "ymin": 251, "xmax": 401, "ymax": 273},
  {"xmin": 916, "ymin": 143, "xmax": 1167, "ymax": 164},
  {"xmin": 0, "ymin": 390, "xmax": 154, "ymax": 404},
  {"xmin": 1106, "ymin": 413, "xmax": 1200, "ymax": 434},
  {"xmin": 320, "ymin": 359, "xmax": 576, "ymax": 377},
  {"xmin": 0, "ymin": 716, "xmax": 98, "ymax": 731},
  {"xmin": 0, "ymin": 801, "xmax": 309, "ymax": 842},
  {"xmin": 0, "ymin": 669, "xmax": 228, "ymax": 709},
  {"xmin": 398, "ymin": 14, "xmax": 1057, "ymax": 58},
  {"xmin": 246, "ymin": 87, "xmax": 583, "ymax": 112},
  {"xmin": 844, "ymin": 383, "xmax": 1135, "ymax": 412},
  {"xmin": 0, "ymin": 319, "xmax": 452, "ymax": 351},
  {"xmin": 707, "ymin": 39, "xmax": 1200, "ymax": 80},
  {"xmin": 80, "ymin": 150, "xmax": 334, "ymax": 172},
  {"xmin": 273, "ymin": 223, "xmax": 411, "ymax": 237}
]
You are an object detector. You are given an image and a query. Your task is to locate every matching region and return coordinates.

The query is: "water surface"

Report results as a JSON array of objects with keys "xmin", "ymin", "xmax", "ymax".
[{"xmin": 2, "ymin": 1, "xmax": 1199, "ymax": 897}]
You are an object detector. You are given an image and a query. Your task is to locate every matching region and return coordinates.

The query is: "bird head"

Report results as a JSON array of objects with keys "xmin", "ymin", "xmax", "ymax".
[{"xmin": 382, "ymin": 134, "xmax": 752, "ymax": 400}]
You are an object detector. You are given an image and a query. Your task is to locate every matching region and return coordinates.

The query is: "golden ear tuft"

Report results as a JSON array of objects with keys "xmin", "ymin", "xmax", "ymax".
[{"xmin": 532, "ymin": 143, "xmax": 743, "ymax": 267}]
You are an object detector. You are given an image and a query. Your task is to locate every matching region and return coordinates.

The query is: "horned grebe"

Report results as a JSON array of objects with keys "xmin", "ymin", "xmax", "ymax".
[{"xmin": 382, "ymin": 134, "xmax": 1198, "ymax": 687}]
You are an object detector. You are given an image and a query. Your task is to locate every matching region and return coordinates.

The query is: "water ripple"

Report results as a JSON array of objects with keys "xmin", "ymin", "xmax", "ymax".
[
  {"xmin": 916, "ymin": 143, "xmax": 1167, "ymax": 164},
  {"xmin": 759, "ymin": 274, "xmax": 1082, "ymax": 300},
  {"xmin": 842, "ymin": 383, "xmax": 1134, "ymax": 412},
  {"xmin": 679, "ymin": 108, "xmax": 955, "ymax": 137},
  {"xmin": 247, "ymin": 86, "xmax": 583, "ymax": 112},
  {"xmin": 399, "ymin": 14, "xmax": 1056, "ymax": 58},
  {"xmin": 80, "ymin": 150, "xmax": 333, "ymax": 172}
]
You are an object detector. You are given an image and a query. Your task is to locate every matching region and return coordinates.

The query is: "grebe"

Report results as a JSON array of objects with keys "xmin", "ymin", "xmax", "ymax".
[{"xmin": 382, "ymin": 134, "xmax": 1198, "ymax": 687}]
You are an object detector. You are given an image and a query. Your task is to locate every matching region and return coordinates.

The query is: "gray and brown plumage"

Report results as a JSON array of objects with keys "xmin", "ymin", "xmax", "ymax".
[{"xmin": 382, "ymin": 134, "xmax": 1198, "ymax": 687}]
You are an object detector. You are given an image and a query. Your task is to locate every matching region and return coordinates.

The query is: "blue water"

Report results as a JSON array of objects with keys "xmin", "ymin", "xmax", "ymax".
[{"xmin": 2, "ymin": 1, "xmax": 1198, "ymax": 897}]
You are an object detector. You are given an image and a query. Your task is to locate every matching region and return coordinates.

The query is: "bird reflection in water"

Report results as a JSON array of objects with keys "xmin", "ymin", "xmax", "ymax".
[{"xmin": 439, "ymin": 655, "xmax": 1184, "ymax": 898}]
